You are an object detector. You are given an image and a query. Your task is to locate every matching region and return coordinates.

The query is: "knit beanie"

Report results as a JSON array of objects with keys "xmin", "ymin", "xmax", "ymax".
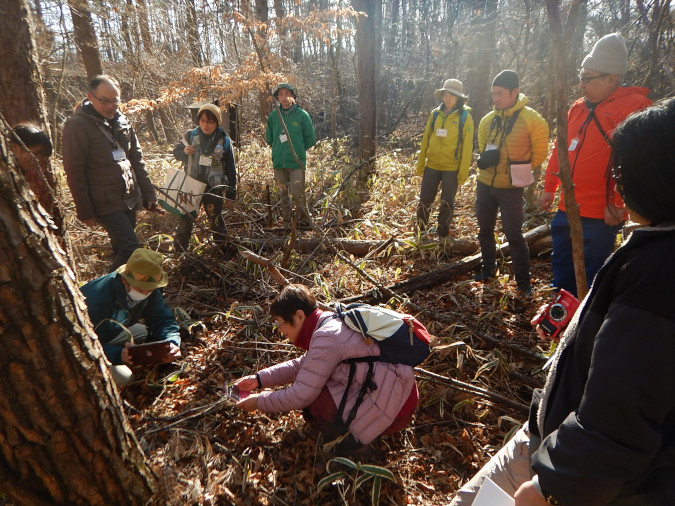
[
  {"xmin": 492, "ymin": 70, "xmax": 519, "ymax": 91},
  {"xmin": 581, "ymin": 33, "xmax": 628, "ymax": 75},
  {"xmin": 198, "ymin": 103, "xmax": 222, "ymax": 126}
]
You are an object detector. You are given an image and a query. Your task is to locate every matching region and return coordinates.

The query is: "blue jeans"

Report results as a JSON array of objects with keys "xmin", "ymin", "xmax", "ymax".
[
  {"xmin": 550, "ymin": 210, "xmax": 621, "ymax": 296},
  {"xmin": 475, "ymin": 182, "xmax": 530, "ymax": 282},
  {"xmin": 98, "ymin": 209, "xmax": 140, "ymax": 270}
]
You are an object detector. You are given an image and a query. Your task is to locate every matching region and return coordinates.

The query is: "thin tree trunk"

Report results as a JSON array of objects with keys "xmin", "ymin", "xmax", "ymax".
[
  {"xmin": 465, "ymin": 0, "xmax": 497, "ymax": 124},
  {"xmin": 0, "ymin": 117, "xmax": 156, "ymax": 506},
  {"xmin": 352, "ymin": 0, "xmax": 379, "ymax": 190},
  {"xmin": 68, "ymin": 0, "xmax": 103, "ymax": 79},
  {"xmin": 185, "ymin": 0, "xmax": 203, "ymax": 66},
  {"xmin": 545, "ymin": 0, "xmax": 588, "ymax": 298}
]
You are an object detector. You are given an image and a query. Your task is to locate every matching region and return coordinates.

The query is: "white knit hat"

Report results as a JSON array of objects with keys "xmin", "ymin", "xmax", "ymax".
[{"xmin": 581, "ymin": 33, "xmax": 628, "ymax": 75}]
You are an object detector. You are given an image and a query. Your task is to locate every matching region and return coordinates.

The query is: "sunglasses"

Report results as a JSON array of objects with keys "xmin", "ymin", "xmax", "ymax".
[{"xmin": 578, "ymin": 73, "xmax": 609, "ymax": 84}]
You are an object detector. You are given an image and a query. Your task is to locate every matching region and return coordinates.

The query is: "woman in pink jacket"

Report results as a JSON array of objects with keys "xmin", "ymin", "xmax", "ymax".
[{"xmin": 234, "ymin": 284, "xmax": 418, "ymax": 449}]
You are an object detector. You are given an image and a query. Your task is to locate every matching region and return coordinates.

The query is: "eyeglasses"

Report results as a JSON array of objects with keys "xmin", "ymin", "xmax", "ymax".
[
  {"xmin": 199, "ymin": 117, "xmax": 217, "ymax": 124},
  {"xmin": 578, "ymin": 73, "xmax": 609, "ymax": 84},
  {"xmin": 91, "ymin": 94, "xmax": 120, "ymax": 106}
]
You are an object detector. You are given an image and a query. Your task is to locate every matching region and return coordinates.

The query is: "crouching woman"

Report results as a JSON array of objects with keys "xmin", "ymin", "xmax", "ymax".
[{"xmin": 234, "ymin": 284, "xmax": 419, "ymax": 449}]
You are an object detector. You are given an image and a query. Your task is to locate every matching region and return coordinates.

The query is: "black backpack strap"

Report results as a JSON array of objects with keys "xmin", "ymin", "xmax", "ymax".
[
  {"xmin": 590, "ymin": 110, "xmax": 611, "ymax": 146},
  {"xmin": 335, "ymin": 357, "xmax": 378, "ymax": 428}
]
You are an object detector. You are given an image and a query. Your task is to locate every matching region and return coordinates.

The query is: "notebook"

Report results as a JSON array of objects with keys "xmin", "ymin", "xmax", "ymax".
[{"xmin": 128, "ymin": 341, "xmax": 173, "ymax": 367}]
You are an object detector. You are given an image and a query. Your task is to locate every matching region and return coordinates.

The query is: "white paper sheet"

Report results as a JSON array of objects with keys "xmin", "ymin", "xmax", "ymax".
[{"xmin": 472, "ymin": 477, "xmax": 515, "ymax": 506}]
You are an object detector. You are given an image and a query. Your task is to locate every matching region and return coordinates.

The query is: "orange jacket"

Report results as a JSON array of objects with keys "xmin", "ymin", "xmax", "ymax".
[{"xmin": 544, "ymin": 86, "xmax": 651, "ymax": 219}]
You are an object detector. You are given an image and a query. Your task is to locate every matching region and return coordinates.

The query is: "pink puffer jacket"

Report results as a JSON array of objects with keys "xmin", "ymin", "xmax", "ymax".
[{"xmin": 256, "ymin": 313, "xmax": 416, "ymax": 444}]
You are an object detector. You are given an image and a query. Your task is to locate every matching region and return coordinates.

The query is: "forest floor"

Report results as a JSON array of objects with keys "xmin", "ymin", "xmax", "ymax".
[{"xmin": 63, "ymin": 137, "xmax": 559, "ymax": 505}]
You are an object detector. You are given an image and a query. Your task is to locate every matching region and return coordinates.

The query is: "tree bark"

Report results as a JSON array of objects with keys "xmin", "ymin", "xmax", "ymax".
[
  {"xmin": 184, "ymin": 0, "xmax": 204, "ymax": 66},
  {"xmin": 0, "ymin": 0, "xmax": 51, "ymax": 128},
  {"xmin": 0, "ymin": 118, "xmax": 156, "ymax": 505},
  {"xmin": 465, "ymin": 0, "xmax": 498, "ymax": 125},
  {"xmin": 255, "ymin": 0, "xmax": 270, "ymax": 123},
  {"xmin": 545, "ymin": 0, "xmax": 588, "ymax": 298},
  {"xmin": 68, "ymin": 0, "xmax": 103, "ymax": 79},
  {"xmin": 0, "ymin": 0, "xmax": 61, "ymax": 227},
  {"xmin": 352, "ymin": 0, "xmax": 379, "ymax": 191}
]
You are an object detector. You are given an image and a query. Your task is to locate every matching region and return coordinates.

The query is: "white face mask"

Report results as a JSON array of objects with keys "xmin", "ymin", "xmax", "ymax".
[{"xmin": 128, "ymin": 287, "xmax": 150, "ymax": 301}]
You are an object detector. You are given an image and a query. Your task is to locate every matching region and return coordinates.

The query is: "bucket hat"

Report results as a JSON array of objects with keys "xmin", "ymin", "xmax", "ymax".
[
  {"xmin": 434, "ymin": 79, "xmax": 468, "ymax": 100},
  {"xmin": 116, "ymin": 249, "xmax": 168, "ymax": 290}
]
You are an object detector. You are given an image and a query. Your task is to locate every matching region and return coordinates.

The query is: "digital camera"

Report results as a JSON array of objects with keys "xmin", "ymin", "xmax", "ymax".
[
  {"xmin": 536, "ymin": 289, "xmax": 580, "ymax": 339},
  {"xmin": 476, "ymin": 148, "xmax": 501, "ymax": 170}
]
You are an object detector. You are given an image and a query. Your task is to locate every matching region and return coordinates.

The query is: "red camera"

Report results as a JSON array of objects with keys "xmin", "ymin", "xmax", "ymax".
[{"xmin": 535, "ymin": 289, "xmax": 580, "ymax": 339}]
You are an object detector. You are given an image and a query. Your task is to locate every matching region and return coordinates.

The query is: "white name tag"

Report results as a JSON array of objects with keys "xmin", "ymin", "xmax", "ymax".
[
  {"xmin": 280, "ymin": 134, "xmax": 288, "ymax": 143},
  {"xmin": 199, "ymin": 155, "xmax": 212, "ymax": 166},
  {"xmin": 112, "ymin": 149, "xmax": 126, "ymax": 161},
  {"xmin": 436, "ymin": 128, "xmax": 448, "ymax": 137},
  {"xmin": 569, "ymin": 138, "xmax": 579, "ymax": 151},
  {"xmin": 487, "ymin": 143, "xmax": 498, "ymax": 151}
]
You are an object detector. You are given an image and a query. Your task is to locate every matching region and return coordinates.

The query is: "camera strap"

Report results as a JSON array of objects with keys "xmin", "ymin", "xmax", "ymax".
[{"xmin": 489, "ymin": 109, "xmax": 521, "ymax": 149}]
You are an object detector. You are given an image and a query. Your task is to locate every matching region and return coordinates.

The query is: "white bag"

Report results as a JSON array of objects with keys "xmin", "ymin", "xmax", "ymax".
[
  {"xmin": 510, "ymin": 162, "xmax": 534, "ymax": 187},
  {"xmin": 159, "ymin": 167, "xmax": 206, "ymax": 218}
]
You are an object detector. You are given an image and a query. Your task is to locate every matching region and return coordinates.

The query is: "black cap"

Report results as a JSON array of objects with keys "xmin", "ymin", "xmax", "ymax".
[{"xmin": 492, "ymin": 70, "xmax": 520, "ymax": 91}]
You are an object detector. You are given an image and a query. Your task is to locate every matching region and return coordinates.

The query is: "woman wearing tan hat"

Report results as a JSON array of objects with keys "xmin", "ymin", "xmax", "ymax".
[
  {"xmin": 416, "ymin": 78, "xmax": 474, "ymax": 243},
  {"xmin": 172, "ymin": 103, "xmax": 237, "ymax": 250}
]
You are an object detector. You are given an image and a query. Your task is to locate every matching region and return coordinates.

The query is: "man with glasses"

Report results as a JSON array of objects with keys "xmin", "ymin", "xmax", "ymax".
[
  {"xmin": 539, "ymin": 33, "xmax": 651, "ymax": 296},
  {"xmin": 63, "ymin": 75, "xmax": 158, "ymax": 269}
]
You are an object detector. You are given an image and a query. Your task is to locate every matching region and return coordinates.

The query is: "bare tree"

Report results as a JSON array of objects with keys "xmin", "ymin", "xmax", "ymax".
[
  {"xmin": 352, "ymin": 0, "xmax": 379, "ymax": 183},
  {"xmin": 68, "ymin": 0, "xmax": 104, "ymax": 79},
  {"xmin": 545, "ymin": 0, "xmax": 589, "ymax": 298}
]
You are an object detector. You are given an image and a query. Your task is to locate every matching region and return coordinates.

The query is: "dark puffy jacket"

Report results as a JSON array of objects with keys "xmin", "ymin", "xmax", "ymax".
[
  {"xmin": 62, "ymin": 101, "xmax": 156, "ymax": 221},
  {"xmin": 80, "ymin": 272, "xmax": 180, "ymax": 365},
  {"xmin": 530, "ymin": 224, "xmax": 675, "ymax": 505}
]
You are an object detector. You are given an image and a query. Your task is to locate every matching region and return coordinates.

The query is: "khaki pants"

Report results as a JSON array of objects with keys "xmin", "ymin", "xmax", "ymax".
[
  {"xmin": 449, "ymin": 426, "xmax": 532, "ymax": 505},
  {"xmin": 108, "ymin": 323, "xmax": 148, "ymax": 387},
  {"xmin": 274, "ymin": 168, "xmax": 311, "ymax": 223}
]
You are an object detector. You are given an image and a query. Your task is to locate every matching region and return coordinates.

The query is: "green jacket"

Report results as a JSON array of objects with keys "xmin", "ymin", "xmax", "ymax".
[
  {"xmin": 265, "ymin": 104, "xmax": 316, "ymax": 170},
  {"xmin": 477, "ymin": 94, "xmax": 549, "ymax": 188},
  {"xmin": 416, "ymin": 104, "xmax": 474, "ymax": 185}
]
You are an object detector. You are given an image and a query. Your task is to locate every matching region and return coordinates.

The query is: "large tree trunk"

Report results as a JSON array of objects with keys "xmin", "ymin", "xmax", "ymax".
[
  {"xmin": 68, "ymin": 0, "xmax": 103, "ymax": 79},
  {"xmin": 352, "ymin": 0, "xmax": 379, "ymax": 198},
  {"xmin": 0, "ymin": 0, "xmax": 51, "ymax": 128},
  {"xmin": 0, "ymin": 0, "xmax": 61, "ymax": 228},
  {"xmin": 0, "ymin": 118, "xmax": 156, "ymax": 504}
]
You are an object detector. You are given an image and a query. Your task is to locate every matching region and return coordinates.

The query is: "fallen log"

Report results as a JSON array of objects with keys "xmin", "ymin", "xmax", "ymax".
[
  {"xmin": 238, "ymin": 235, "xmax": 480, "ymax": 257},
  {"xmin": 338, "ymin": 224, "xmax": 551, "ymax": 303}
]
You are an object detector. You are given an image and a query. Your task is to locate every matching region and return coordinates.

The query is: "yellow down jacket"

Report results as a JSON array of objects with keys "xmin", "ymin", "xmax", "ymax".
[
  {"xmin": 477, "ymin": 94, "xmax": 549, "ymax": 189},
  {"xmin": 416, "ymin": 104, "xmax": 474, "ymax": 185}
]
